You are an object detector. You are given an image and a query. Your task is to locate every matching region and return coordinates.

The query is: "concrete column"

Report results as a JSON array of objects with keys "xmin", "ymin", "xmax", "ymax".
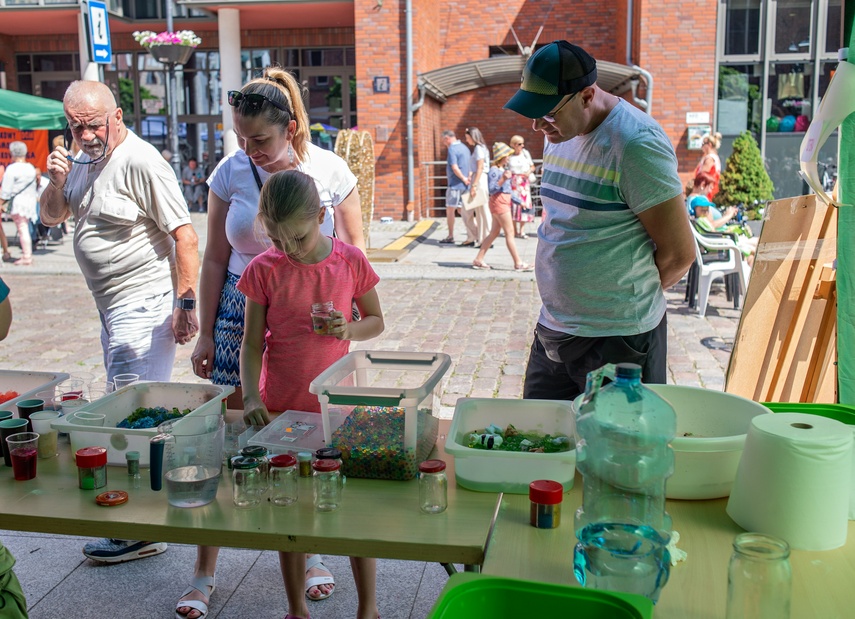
[
  {"xmin": 219, "ymin": 8, "xmax": 241, "ymax": 155},
  {"xmin": 77, "ymin": 10, "xmax": 99, "ymax": 81}
]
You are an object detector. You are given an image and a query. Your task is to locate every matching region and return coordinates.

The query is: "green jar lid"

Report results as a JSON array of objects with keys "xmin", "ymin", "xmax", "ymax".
[
  {"xmin": 232, "ymin": 456, "xmax": 261, "ymax": 470},
  {"xmin": 240, "ymin": 445, "xmax": 268, "ymax": 458}
]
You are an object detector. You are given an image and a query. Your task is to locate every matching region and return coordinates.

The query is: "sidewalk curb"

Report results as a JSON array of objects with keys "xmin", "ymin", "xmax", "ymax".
[{"xmin": 367, "ymin": 219, "xmax": 438, "ymax": 263}]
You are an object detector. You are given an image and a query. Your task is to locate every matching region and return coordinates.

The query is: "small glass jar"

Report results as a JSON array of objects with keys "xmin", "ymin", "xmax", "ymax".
[
  {"xmin": 418, "ymin": 459, "xmax": 448, "ymax": 514},
  {"xmin": 312, "ymin": 459, "xmax": 342, "ymax": 512},
  {"xmin": 297, "ymin": 451, "xmax": 313, "ymax": 478},
  {"xmin": 315, "ymin": 447, "xmax": 345, "ymax": 488},
  {"xmin": 529, "ymin": 480, "xmax": 563, "ymax": 528},
  {"xmin": 232, "ymin": 456, "xmax": 262, "ymax": 509},
  {"xmin": 76, "ymin": 447, "xmax": 108, "ymax": 490},
  {"xmin": 269, "ymin": 454, "xmax": 299, "ymax": 507},
  {"xmin": 726, "ymin": 532, "xmax": 792, "ymax": 619},
  {"xmin": 311, "ymin": 301, "xmax": 335, "ymax": 335},
  {"xmin": 126, "ymin": 450, "xmax": 141, "ymax": 489},
  {"xmin": 240, "ymin": 445, "xmax": 269, "ymax": 494}
]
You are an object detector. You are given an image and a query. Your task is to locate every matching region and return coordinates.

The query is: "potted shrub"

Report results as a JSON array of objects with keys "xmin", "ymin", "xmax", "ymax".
[{"xmin": 715, "ymin": 131, "xmax": 775, "ymax": 230}]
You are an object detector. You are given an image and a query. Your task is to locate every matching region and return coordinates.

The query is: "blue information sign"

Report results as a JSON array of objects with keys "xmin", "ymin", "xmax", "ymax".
[{"xmin": 88, "ymin": 0, "xmax": 112, "ymax": 64}]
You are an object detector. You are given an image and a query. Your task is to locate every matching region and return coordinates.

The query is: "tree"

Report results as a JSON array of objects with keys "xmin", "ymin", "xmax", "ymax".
[{"xmin": 715, "ymin": 131, "xmax": 775, "ymax": 219}]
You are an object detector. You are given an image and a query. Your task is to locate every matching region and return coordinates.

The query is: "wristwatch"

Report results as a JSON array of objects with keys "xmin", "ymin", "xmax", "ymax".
[{"xmin": 175, "ymin": 297, "xmax": 196, "ymax": 311}]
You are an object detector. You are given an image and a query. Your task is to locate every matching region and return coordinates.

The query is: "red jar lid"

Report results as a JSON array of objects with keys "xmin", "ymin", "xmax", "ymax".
[
  {"xmin": 95, "ymin": 490, "xmax": 129, "ymax": 506},
  {"xmin": 76, "ymin": 447, "xmax": 107, "ymax": 468},
  {"xmin": 529, "ymin": 480, "xmax": 564, "ymax": 505},
  {"xmin": 312, "ymin": 459, "xmax": 340, "ymax": 472},
  {"xmin": 270, "ymin": 454, "xmax": 297, "ymax": 468},
  {"xmin": 418, "ymin": 459, "xmax": 446, "ymax": 474}
]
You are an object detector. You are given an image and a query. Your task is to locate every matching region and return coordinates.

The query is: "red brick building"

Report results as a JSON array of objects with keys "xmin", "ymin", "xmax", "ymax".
[{"xmin": 0, "ymin": 0, "xmax": 843, "ymax": 218}]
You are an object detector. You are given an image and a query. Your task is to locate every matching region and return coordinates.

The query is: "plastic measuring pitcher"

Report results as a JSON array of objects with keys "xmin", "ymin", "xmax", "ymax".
[{"xmin": 150, "ymin": 412, "xmax": 225, "ymax": 508}]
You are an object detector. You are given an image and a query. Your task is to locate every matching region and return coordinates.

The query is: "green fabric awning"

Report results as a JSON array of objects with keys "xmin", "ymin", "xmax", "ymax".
[{"xmin": 0, "ymin": 89, "xmax": 66, "ymax": 130}]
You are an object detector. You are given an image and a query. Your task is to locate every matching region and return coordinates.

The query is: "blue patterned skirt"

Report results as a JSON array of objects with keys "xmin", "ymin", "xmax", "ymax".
[{"xmin": 212, "ymin": 271, "xmax": 245, "ymax": 387}]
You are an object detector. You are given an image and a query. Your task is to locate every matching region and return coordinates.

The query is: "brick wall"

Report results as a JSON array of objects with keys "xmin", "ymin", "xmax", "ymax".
[{"xmin": 636, "ymin": 0, "xmax": 719, "ymax": 186}]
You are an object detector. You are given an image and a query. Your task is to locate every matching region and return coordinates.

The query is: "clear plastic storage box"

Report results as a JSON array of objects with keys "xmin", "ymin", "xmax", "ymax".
[
  {"xmin": 51, "ymin": 382, "xmax": 234, "ymax": 466},
  {"xmin": 444, "ymin": 398, "xmax": 577, "ymax": 494},
  {"xmin": 309, "ymin": 351, "xmax": 451, "ymax": 480},
  {"xmin": 248, "ymin": 409, "xmax": 346, "ymax": 455},
  {"xmin": 0, "ymin": 370, "xmax": 70, "ymax": 412}
]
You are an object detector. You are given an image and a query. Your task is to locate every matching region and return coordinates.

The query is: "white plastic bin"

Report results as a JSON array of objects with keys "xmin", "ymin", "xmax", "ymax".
[
  {"xmin": 248, "ymin": 410, "xmax": 346, "ymax": 455},
  {"xmin": 51, "ymin": 381, "xmax": 234, "ymax": 466},
  {"xmin": 309, "ymin": 351, "xmax": 451, "ymax": 480},
  {"xmin": 445, "ymin": 397, "xmax": 577, "ymax": 494},
  {"xmin": 0, "ymin": 370, "xmax": 70, "ymax": 413}
]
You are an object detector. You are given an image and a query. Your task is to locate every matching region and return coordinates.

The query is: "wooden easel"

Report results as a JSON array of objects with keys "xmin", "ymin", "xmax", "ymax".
[{"xmin": 725, "ymin": 194, "xmax": 838, "ymax": 403}]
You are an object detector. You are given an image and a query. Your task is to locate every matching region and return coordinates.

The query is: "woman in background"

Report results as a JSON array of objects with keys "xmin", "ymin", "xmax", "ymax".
[
  {"xmin": 508, "ymin": 135, "xmax": 535, "ymax": 239},
  {"xmin": 464, "ymin": 127, "xmax": 491, "ymax": 246}
]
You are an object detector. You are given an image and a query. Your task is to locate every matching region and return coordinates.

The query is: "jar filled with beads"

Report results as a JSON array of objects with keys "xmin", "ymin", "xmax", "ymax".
[{"xmin": 311, "ymin": 301, "xmax": 335, "ymax": 335}]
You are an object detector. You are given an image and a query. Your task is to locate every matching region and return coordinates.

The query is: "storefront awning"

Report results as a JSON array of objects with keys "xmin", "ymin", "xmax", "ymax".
[{"xmin": 418, "ymin": 55, "xmax": 650, "ymax": 110}]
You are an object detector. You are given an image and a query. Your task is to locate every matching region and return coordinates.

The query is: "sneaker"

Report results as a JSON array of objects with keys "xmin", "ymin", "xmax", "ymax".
[{"xmin": 83, "ymin": 539, "xmax": 168, "ymax": 563}]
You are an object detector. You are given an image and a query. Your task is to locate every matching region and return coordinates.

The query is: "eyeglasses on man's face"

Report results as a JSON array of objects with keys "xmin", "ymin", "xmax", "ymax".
[
  {"xmin": 227, "ymin": 90, "xmax": 289, "ymax": 113},
  {"xmin": 64, "ymin": 114, "xmax": 110, "ymax": 165},
  {"xmin": 542, "ymin": 92, "xmax": 578, "ymax": 124}
]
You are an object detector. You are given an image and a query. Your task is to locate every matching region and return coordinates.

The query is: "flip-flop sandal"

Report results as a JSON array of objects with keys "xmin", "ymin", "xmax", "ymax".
[
  {"xmin": 514, "ymin": 263, "xmax": 535, "ymax": 272},
  {"xmin": 305, "ymin": 554, "xmax": 335, "ymax": 601},
  {"xmin": 175, "ymin": 575, "xmax": 215, "ymax": 619},
  {"xmin": 472, "ymin": 262, "xmax": 492, "ymax": 270}
]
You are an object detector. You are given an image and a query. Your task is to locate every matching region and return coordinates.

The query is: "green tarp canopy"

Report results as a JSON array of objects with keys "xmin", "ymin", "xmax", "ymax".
[{"xmin": 0, "ymin": 89, "xmax": 66, "ymax": 130}]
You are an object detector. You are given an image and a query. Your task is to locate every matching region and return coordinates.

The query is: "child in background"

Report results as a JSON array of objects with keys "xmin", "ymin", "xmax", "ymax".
[{"xmin": 238, "ymin": 169, "xmax": 383, "ymax": 619}]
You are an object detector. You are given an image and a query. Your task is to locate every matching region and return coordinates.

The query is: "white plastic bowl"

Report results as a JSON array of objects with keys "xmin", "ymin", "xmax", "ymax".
[{"xmin": 573, "ymin": 385, "xmax": 770, "ymax": 500}]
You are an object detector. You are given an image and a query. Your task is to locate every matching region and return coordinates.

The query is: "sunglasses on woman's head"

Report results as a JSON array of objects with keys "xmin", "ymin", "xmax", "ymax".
[{"xmin": 227, "ymin": 90, "xmax": 289, "ymax": 113}]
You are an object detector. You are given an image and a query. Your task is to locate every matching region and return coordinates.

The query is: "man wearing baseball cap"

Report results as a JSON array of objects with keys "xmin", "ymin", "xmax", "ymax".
[{"xmin": 505, "ymin": 41, "xmax": 695, "ymax": 400}]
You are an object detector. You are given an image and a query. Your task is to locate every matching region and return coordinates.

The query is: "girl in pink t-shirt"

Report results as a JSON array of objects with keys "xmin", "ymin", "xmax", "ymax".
[{"xmin": 238, "ymin": 170, "xmax": 384, "ymax": 619}]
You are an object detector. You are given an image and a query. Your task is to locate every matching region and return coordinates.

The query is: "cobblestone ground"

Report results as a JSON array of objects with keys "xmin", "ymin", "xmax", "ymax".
[{"xmin": 0, "ymin": 272, "xmax": 740, "ymax": 416}]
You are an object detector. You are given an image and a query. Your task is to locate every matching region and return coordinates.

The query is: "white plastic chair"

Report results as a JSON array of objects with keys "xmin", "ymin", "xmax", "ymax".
[{"xmin": 690, "ymin": 224, "xmax": 750, "ymax": 316}]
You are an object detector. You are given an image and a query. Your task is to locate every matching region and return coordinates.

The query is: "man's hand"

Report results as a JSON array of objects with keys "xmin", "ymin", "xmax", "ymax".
[
  {"xmin": 172, "ymin": 307, "xmax": 199, "ymax": 345},
  {"xmin": 45, "ymin": 145, "xmax": 72, "ymax": 190}
]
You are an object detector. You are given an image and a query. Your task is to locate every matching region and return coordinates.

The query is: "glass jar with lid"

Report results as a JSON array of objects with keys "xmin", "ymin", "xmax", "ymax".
[
  {"xmin": 240, "ymin": 445, "xmax": 269, "ymax": 494},
  {"xmin": 312, "ymin": 459, "xmax": 342, "ymax": 512},
  {"xmin": 269, "ymin": 454, "xmax": 299, "ymax": 507},
  {"xmin": 418, "ymin": 459, "xmax": 448, "ymax": 514},
  {"xmin": 232, "ymin": 456, "xmax": 262, "ymax": 509}
]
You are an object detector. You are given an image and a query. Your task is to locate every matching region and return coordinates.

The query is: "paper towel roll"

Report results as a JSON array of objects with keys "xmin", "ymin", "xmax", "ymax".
[{"xmin": 726, "ymin": 413, "xmax": 853, "ymax": 551}]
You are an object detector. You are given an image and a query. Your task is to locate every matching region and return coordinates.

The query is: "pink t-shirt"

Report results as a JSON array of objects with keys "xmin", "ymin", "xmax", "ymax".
[{"xmin": 237, "ymin": 238, "xmax": 380, "ymax": 413}]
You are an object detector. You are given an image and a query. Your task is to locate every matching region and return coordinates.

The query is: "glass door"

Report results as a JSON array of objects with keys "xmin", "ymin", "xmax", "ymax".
[{"xmin": 301, "ymin": 69, "xmax": 356, "ymax": 151}]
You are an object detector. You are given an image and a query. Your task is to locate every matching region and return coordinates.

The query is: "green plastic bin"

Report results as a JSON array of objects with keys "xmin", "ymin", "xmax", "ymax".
[
  {"xmin": 763, "ymin": 402, "xmax": 855, "ymax": 425},
  {"xmin": 427, "ymin": 573, "xmax": 653, "ymax": 619}
]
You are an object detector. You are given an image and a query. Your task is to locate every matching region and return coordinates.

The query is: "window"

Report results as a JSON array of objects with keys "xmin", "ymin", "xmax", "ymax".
[
  {"xmin": 717, "ymin": 64, "xmax": 763, "ymax": 135},
  {"xmin": 825, "ymin": 0, "xmax": 843, "ymax": 54},
  {"xmin": 767, "ymin": 63, "xmax": 812, "ymax": 131},
  {"xmin": 773, "ymin": 0, "xmax": 813, "ymax": 55},
  {"xmin": 724, "ymin": 0, "xmax": 762, "ymax": 56}
]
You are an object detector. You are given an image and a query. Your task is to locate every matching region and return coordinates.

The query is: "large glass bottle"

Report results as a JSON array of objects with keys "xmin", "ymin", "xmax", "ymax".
[{"xmin": 573, "ymin": 363, "xmax": 676, "ymax": 604}]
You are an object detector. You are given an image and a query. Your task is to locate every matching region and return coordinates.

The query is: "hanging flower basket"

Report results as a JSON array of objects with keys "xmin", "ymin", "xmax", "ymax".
[{"xmin": 133, "ymin": 30, "xmax": 201, "ymax": 66}]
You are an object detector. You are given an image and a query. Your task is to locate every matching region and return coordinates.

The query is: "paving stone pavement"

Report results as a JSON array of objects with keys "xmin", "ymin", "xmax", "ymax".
[{"xmin": 0, "ymin": 215, "xmax": 742, "ymax": 618}]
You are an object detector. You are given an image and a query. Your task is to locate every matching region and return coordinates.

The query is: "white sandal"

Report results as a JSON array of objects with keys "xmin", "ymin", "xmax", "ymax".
[
  {"xmin": 305, "ymin": 554, "xmax": 335, "ymax": 601},
  {"xmin": 175, "ymin": 575, "xmax": 216, "ymax": 619}
]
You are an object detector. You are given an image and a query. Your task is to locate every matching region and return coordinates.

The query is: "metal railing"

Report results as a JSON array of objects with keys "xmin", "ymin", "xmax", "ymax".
[{"xmin": 420, "ymin": 159, "xmax": 543, "ymax": 219}]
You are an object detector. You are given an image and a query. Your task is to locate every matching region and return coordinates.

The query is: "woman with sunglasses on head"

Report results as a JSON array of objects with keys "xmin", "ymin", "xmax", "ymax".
[
  {"xmin": 180, "ymin": 66, "xmax": 367, "ymax": 619},
  {"xmin": 508, "ymin": 135, "xmax": 536, "ymax": 239}
]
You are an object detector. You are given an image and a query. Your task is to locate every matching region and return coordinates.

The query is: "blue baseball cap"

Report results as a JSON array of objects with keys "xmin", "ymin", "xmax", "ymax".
[{"xmin": 504, "ymin": 41, "xmax": 598, "ymax": 119}]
